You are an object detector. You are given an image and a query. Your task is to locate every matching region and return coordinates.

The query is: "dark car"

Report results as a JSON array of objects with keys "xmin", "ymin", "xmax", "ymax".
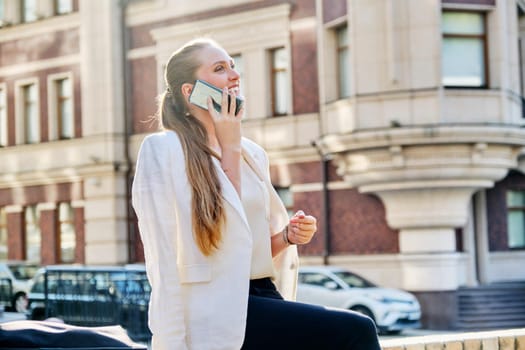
[{"xmin": 26, "ymin": 265, "xmax": 151, "ymax": 342}]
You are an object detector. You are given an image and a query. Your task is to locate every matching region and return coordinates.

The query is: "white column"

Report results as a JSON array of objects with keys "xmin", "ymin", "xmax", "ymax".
[
  {"xmin": 374, "ymin": 187, "xmax": 476, "ymax": 291},
  {"xmin": 79, "ymin": 0, "xmax": 125, "ymax": 137},
  {"xmin": 79, "ymin": 1, "xmax": 129, "ymax": 264},
  {"xmin": 462, "ymin": 200, "xmax": 479, "ymax": 287},
  {"xmin": 83, "ymin": 172, "xmax": 129, "ymax": 264}
]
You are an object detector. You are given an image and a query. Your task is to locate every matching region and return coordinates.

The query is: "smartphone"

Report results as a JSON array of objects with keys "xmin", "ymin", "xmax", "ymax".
[{"xmin": 189, "ymin": 79, "xmax": 243, "ymax": 115}]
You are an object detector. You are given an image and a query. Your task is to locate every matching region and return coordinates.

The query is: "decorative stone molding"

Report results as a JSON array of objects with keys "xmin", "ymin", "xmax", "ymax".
[{"xmin": 320, "ymin": 125, "xmax": 525, "ymax": 290}]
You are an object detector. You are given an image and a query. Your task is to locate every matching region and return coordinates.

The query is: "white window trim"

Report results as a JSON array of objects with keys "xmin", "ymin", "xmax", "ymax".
[
  {"xmin": 14, "ymin": 77, "xmax": 40, "ymax": 145},
  {"xmin": 0, "ymin": 82, "xmax": 7, "ymax": 147},
  {"xmin": 47, "ymin": 71, "xmax": 74, "ymax": 141}
]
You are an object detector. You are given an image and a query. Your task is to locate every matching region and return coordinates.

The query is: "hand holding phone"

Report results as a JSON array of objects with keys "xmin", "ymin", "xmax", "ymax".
[{"xmin": 189, "ymin": 80, "xmax": 244, "ymax": 115}]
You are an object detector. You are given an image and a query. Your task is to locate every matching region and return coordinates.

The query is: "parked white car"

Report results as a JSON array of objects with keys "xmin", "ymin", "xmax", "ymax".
[
  {"xmin": 297, "ymin": 266, "xmax": 421, "ymax": 334},
  {"xmin": 0, "ymin": 261, "xmax": 39, "ymax": 312}
]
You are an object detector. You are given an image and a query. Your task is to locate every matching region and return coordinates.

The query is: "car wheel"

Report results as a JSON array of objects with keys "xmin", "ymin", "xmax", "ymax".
[
  {"xmin": 351, "ymin": 306, "xmax": 385, "ymax": 334},
  {"xmin": 350, "ymin": 305, "xmax": 375, "ymax": 322},
  {"xmin": 13, "ymin": 293, "xmax": 28, "ymax": 313}
]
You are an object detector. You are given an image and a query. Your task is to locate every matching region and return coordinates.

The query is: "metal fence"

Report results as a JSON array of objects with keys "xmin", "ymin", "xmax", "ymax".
[{"xmin": 31, "ymin": 267, "xmax": 151, "ymax": 342}]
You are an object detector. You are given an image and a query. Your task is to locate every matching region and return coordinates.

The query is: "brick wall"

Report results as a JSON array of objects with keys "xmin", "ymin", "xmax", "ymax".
[
  {"xmin": 323, "ymin": 0, "xmax": 346, "ymax": 23},
  {"xmin": 131, "ymin": 56, "xmax": 158, "ymax": 134},
  {"xmin": 40, "ymin": 208, "xmax": 58, "ymax": 265},
  {"xmin": 6, "ymin": 211, "xmax": 24, "ymax": 260},
  {"xmin": 271, "ymin": 160, "xmax": 398, "ymax": 256}
]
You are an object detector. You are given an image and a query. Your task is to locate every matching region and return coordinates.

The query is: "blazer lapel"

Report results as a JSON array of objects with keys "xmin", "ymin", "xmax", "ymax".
[
  {"xmin": 211, "ymin": 157, "xmax": 251, "ymax": 232},
  {"xmin": 241, "ymin": 146, "xmax": 264, "ymax": 182}
]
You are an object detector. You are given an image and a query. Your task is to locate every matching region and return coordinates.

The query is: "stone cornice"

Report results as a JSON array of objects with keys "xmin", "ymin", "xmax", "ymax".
[{"xmin": 320, "ymin": 125, "xmax": 525, "ymax": 155}]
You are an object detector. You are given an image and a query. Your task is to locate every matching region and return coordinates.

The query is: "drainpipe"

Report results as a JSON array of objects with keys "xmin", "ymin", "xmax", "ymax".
[
  {"xmin": 311, "ymin": 140, "xmax": 331, "ymax": 266},
  {"xmin": 119, "ymin": 0, "xmax": 134, "ymax": 262},
  {"xmin": 314, "ymin": 0, "xmax": 331, "ymax": 265}
]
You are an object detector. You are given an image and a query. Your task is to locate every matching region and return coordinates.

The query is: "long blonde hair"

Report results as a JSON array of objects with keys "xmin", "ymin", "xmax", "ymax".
[{"xmin": 158, "ymin": 38, "xmax": 225, "ymax": 256}]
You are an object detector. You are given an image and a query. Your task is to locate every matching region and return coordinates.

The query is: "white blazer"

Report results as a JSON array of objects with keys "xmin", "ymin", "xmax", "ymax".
[{"xmin": 132, "ymin": 131, "xmax": 298, "ymax": 350}]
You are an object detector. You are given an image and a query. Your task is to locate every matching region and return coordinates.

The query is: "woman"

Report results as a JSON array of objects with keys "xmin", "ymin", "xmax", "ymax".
[{"xmin": 132, "ymin": 38, "xmax": 381, "ymax": 350}]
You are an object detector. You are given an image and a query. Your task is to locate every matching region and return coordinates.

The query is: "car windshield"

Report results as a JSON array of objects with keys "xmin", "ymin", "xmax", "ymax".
[
  {"xmin": 332, "ymin": 271, "xmax": 376, "ymax": 288},
  {"xmin": 8, "ymin": 264, "xmax": 39, "ymax": 280}
]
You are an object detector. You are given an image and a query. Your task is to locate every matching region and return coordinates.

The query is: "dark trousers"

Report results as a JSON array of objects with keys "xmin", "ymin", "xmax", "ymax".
[{"xmin": 241, "ymin": 278, "xmax": 382, "ymax": 350}]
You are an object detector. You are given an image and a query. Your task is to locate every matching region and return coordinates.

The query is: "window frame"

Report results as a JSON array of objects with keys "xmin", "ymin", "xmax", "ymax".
[
  {"xmin": 47, "ymin": 72, "xmax": 74, "ymax": 141},
  {"xmin": 441, "ymin": 10, "xmax": 489, "ymax": 89},
  {"xmin": 269, "ymin": 47, "xmax": 290, "ymax": 117},
  {"xmin": 321, "ymin": 16, "xmax": 349, "ymax": 103},
  {"xmin": 15, "ymin": 78, "xmax": 40, "ymax": 145},
  {"xmin": 23, "ymin": 84, "xmax": 39, "ymax": 144},
  {"xmin": 336, "ymin": 24, "xmax": 350, "ymax": 99}
]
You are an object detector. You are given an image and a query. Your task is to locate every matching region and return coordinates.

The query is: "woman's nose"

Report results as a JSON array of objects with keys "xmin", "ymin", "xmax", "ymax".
[{"xmin": 229, "ymin": 68, "xmax": 240, "ymax": 80}]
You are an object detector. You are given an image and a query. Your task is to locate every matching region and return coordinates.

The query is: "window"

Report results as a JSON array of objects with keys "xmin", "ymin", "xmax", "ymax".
[
  {"xmin": 55, "ymin": 0, "xmax": 73, "ymax": 15},
  {"xmin": 22, "ymin": 84, "xmax": 39, "ymax": 144},
  {"xmin": 270, "ymin": 47, "xmax": 289, "ymax": 116},
  {"xmin": 507, "ymin": 190, "xmax": 525, "ymax": 249},
  {"xmin": 0, "ymin": 85, "xmax": 7, "ymax": 147},
  {"xmin": 336, "ymin": 25, "xmax": 350, "ymax": 98},
  {"xmin": 58, "ymin": 202, "xmax": 75, "ymax": 263},
  {"xmin": 0, "ymin": 208, "xmax": 7, "ymax": 260},
  {"xmin": 55, "ymin": 78, "xmax": 73, "ymax": 139},
  {"xmin": 25, "ymin": 205, "xmax": 41, "ymax": 263},
  {"xmin": 276, "ymin": 187, "xmax": 293, "ymax": 218},
  {"xmin": 298, "ymin": 272, "xmax": 335, "ymax": 287},
  {"xmin": 442, "ymin": 11, "xmax": 487, "ymax": 87},
  {"xmin": 332, "ymin": 271, "xmax": 376, "ymax": 288},
  {"xmin": 22, "ymin": 0, "xmax": 38, "ymax": 23}
]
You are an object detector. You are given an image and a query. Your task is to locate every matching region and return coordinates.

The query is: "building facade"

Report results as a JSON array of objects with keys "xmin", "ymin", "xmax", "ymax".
[{"xmin": 1, "ymin": 0, "xmax": 524, "ymax": 329}]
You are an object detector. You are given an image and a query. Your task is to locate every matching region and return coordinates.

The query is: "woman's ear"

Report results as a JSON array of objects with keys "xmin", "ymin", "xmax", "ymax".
[{"xmin": 181, "ymin": 83, "xmax": 193, "ymax": 99}]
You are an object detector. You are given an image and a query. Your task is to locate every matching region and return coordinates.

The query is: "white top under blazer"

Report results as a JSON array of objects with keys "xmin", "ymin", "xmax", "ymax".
[{"xmin": 132, "ymin": 130, "xmax": 298, "ymax": 350}]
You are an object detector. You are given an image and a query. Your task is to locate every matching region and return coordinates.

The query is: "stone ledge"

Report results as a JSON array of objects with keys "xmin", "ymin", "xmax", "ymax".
[{"xmin": 380, "ymin": 328, "xmax": 525, "ymax": 350}]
